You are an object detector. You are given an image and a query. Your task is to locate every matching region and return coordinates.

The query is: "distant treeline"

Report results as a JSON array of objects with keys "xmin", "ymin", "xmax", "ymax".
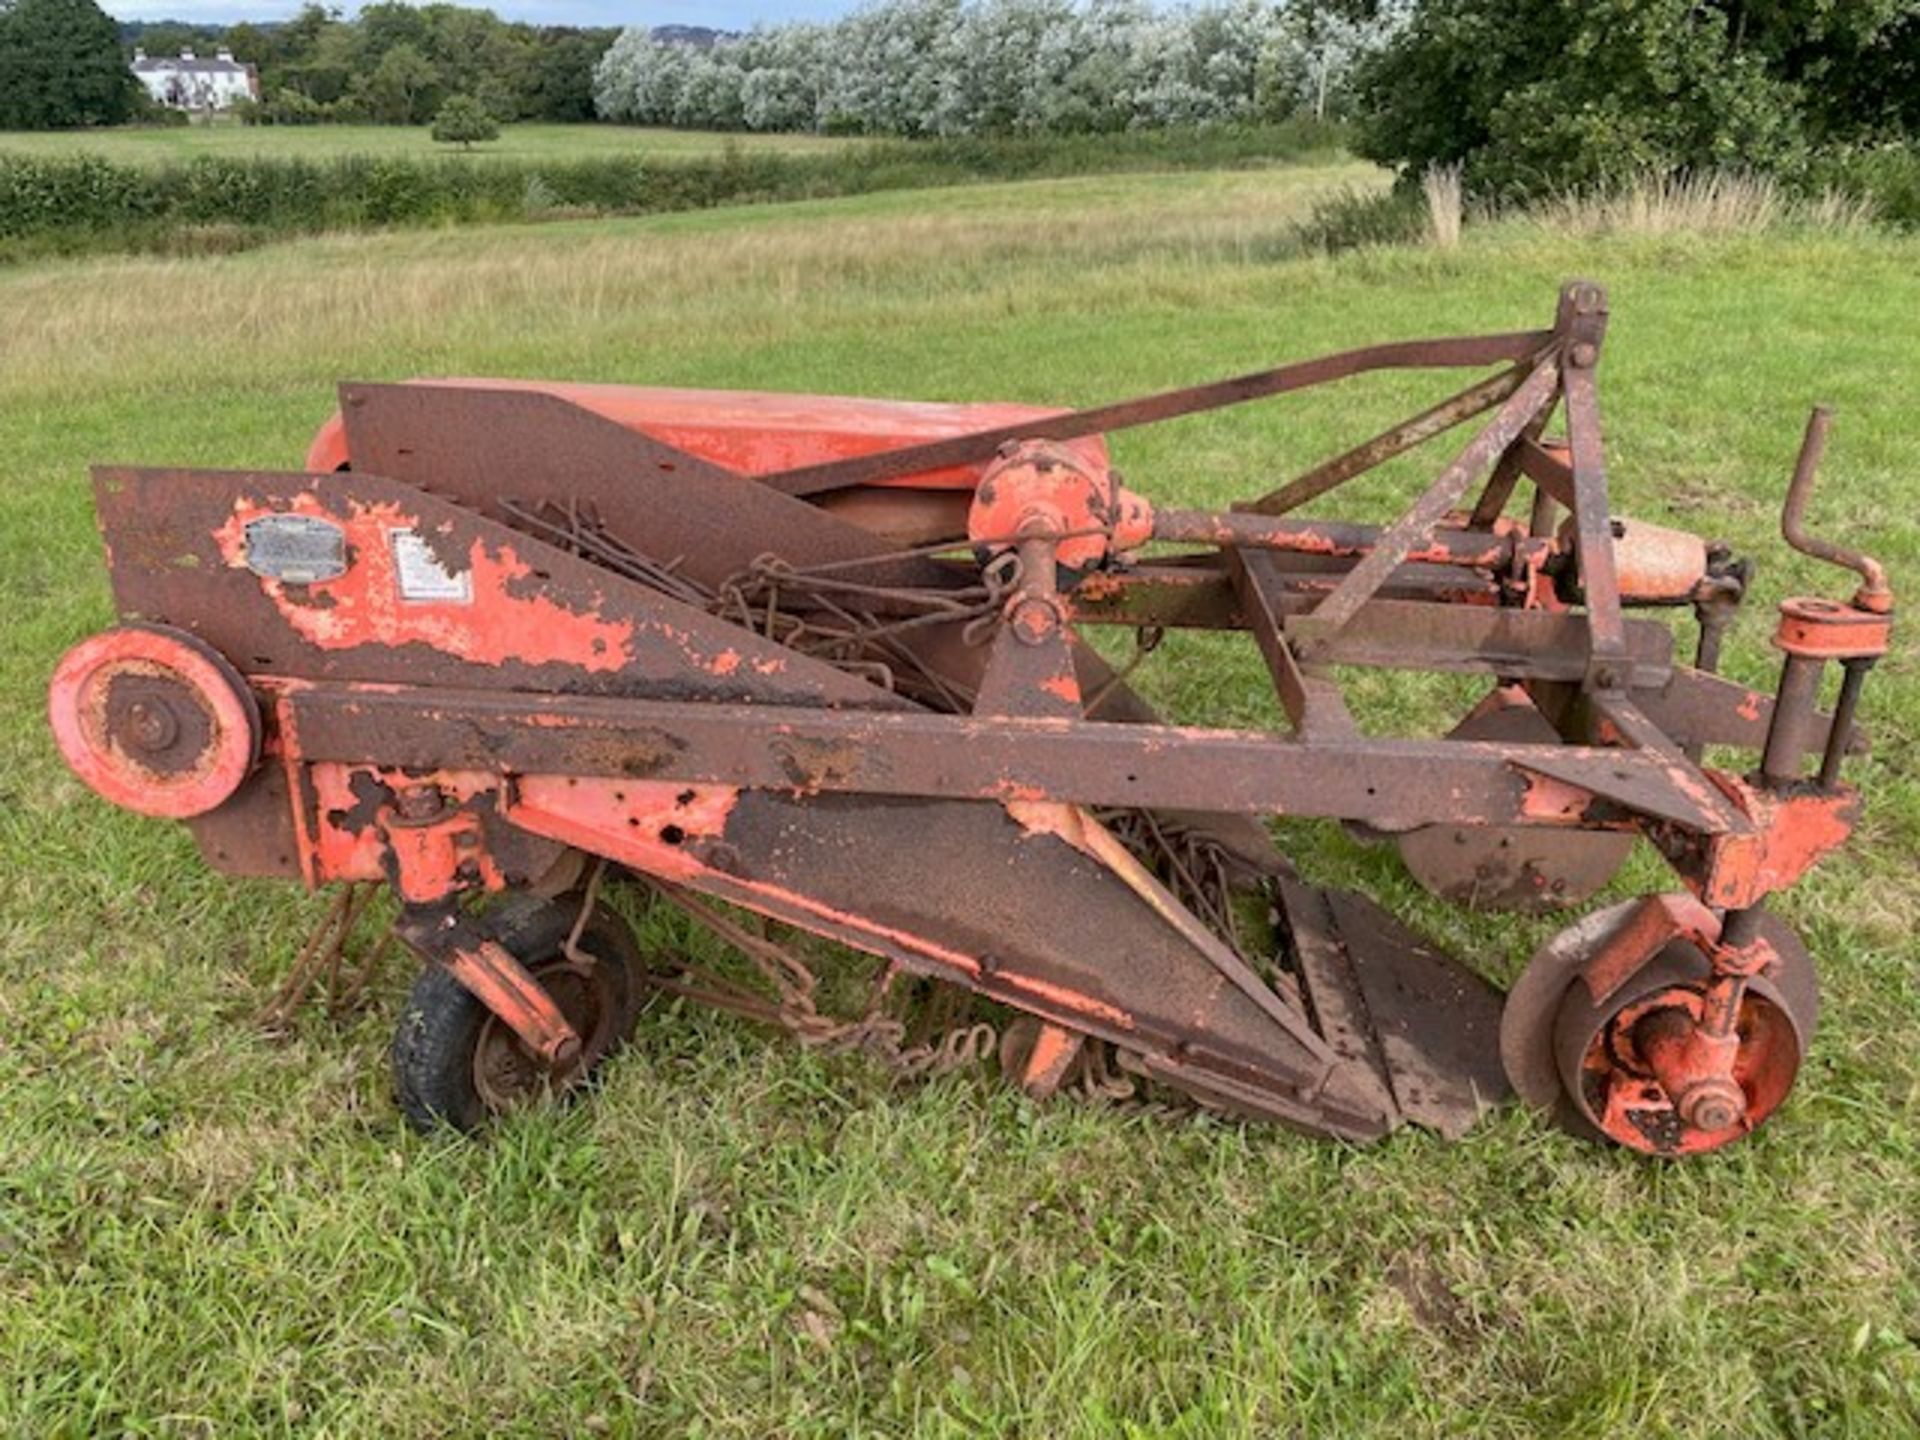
[
  {"xmin": 0, "ymin": 120, "xmax": 1348, "ymax": 261},
  {"xmin": 129, "ymin": 3, "xmax": 620, "ymax": 125},
  {"xmin": 594, "ymin": 0, "xmax": 1387, "ymax": 136}
]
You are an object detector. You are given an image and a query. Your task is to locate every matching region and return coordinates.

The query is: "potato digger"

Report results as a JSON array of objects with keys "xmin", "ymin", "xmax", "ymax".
[{"xmin": 50, "ymin": 281, "xmax": 1892, "ymax": 1155}]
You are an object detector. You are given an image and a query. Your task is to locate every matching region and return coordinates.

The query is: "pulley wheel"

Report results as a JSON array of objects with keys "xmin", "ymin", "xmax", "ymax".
[
  {"xmin": 49, "ymin": 623, "xmax": 261, "ymax": 818},
  {"xmin": 1503, "ymin": 899, "xmax": 1817, "ymax": 1155},
  {"xmin": 1398, "ymin": 687, "xmax": 1632, "ymax": 912}
]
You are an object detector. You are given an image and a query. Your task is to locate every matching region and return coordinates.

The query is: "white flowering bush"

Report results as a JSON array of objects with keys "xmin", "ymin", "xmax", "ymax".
[{"xmin": 594, "ymin": 0, "xmax": 1392, "ymax": 135}]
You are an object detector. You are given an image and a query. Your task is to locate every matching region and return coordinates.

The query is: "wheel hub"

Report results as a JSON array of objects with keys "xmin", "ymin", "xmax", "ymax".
[
  {"xmin": 471, "ymin": 957, "xmax": 615, "ymax": 1112},
  {"xmin": 1561, "ymin": 978, "xmax": 1803, "ymax": 1155}
]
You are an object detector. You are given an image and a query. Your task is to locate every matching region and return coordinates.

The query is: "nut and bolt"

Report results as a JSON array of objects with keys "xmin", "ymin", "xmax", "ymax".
[{"xmin": 124, "ymin": 699, "xmax": 178, "ymax": 751}]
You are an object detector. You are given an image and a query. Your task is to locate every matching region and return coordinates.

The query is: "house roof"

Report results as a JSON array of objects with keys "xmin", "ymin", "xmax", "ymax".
[{"xmin": 132, "ymin": 55, "xmax": 251, "ymax": 76}]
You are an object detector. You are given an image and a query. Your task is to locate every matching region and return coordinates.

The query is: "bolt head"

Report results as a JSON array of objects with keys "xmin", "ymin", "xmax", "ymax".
[
  {"xmin": 125, "ymin": 699, "xmax": 178, "ymax": 751},
  {"xmin": 1681, "ymin": 1078, "xmax": 1746, "ymax": 1133}
]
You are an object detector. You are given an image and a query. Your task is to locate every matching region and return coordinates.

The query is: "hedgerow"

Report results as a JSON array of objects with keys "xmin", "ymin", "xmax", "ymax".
[{"xmin": 0, "ymin": 122, "xmax": 1348, "ymax": 260}]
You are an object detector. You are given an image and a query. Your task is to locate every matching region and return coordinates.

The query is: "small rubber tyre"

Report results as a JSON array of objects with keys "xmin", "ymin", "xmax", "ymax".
[{"xmin": 391, "ymin": 893, "xmax": 646, "ymax": 1135}]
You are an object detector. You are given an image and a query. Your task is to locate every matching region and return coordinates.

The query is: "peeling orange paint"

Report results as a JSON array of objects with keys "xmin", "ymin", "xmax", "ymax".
[
  {"xmin": 1693, "ymin": 774, "xmax": 1860, "ymax": 909},
  {"xmin": 1005, "ymin": 798, "xmax": 1093, "ymax": 852},
  {"xmin": 510, "ymin": 776, "xmax": 738, "ymax": 883},
  {"xmin": 1000, "ymin": 971, "xmax": 1133, "ymax": 1029},
  {"xmin": 1040, "ymin": 673, "xmax": 1082, "ymax": 704},
  {"xmin": 216, "ymin": 496, "xmax": 635, "ymax": 673},
  {"xmin": 1520, "ymin": 772, "xmax": 1590, "ymax": 821}
]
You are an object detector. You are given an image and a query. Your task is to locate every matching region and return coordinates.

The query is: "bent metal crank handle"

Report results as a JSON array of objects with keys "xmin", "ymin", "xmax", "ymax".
[{"xmin": 1763, "ymin": 407, "xmax": 1894, "ymax": 790}]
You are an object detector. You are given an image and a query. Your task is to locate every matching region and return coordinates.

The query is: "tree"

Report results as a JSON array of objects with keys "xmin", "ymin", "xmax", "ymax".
[
  {"xmin": 0, "ymin": 0, "xmax": 138, "ymax": 129},
  {"xmin": 529, "ymin": 28, "xmax": 618, "ymax": 123},
  {"xmin": 431, "ymin": 92, "xmax": 500, "ymax": 148},
  {"xmin": 1351, "ymin": 0, "xmax": 1917, "ymax": 200},
  {"xmin": 357, "ymin": 41, "xmax": 442, "ymax": 124}
]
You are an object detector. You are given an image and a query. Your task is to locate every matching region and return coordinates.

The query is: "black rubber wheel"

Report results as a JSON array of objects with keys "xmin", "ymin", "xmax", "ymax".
[{"xmin": 391, "ymin": 893, "xmax": 646, "ymax": 1134}]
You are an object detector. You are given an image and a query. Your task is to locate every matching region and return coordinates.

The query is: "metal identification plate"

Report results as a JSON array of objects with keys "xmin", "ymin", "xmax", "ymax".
[
  {"xmin": 243, "ymin": 514, "xmax": 347, "ymax": 584},
  {"xmin": 389, "ymin": 528, "xmax": 473, "ymax": 604}
]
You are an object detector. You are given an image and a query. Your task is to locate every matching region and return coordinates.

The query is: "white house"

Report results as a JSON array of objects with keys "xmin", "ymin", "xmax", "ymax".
[{"xmin": 131, "ymin": 48, "xmax": 261, "ymax": 113}]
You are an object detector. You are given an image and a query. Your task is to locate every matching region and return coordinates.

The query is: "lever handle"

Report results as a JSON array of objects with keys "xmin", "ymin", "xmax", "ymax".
[{"xmin": 1781, "ymin": 407, "xmax": 1893, "ymax": 613}]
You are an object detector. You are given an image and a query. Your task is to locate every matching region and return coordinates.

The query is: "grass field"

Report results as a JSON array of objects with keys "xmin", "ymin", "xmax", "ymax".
[
  {"xmin": 0, "ymin": 121, "xmax": 851, "ymax": 165},
  {"xmin": 1, "ymin": 161, "xmax": 1917, "ymax": 1436}
]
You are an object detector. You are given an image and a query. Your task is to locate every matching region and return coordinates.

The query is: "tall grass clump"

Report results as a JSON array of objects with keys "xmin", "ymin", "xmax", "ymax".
[
  {"xmin": 1422, "ymin": 162, "xmax": 1462, "ymax": 249},
  {"xmin": 1807, "ymin": 144, "xmax": 1920, "ymax": 229},
  {"xmin": 1528, "ymin": 171, "xmax": 1877, "ymax": 237}
]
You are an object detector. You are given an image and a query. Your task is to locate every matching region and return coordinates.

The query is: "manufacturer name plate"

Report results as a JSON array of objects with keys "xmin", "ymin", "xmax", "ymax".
[
  {"xmin": 390, "ymin": 529, "xmax": 473, "ymax": 603},
  {"xmin": 243, "ymin": 514, "xmax": 347, "ymax": 585}
]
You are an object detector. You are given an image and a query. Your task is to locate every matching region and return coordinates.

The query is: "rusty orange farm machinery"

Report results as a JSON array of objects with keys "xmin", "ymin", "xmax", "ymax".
[{"xmin": 51, "ymin": 281, "xmax": 1893, "ymax": 1154}]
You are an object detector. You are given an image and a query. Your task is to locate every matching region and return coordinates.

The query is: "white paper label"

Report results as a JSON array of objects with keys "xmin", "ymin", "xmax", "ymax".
[{"xmin": 390, "ymin": 529, "xmax": 472, "ymax": 603}]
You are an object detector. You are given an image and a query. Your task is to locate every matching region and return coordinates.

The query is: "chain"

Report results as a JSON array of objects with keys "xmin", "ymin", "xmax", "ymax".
[
  {"xmin": 640, "ymin": 879, "xmax": 998, "ymax": 1082},
  {"xmin": 255, "ymin": 881, "xmax": 394, "ymax": 1033}
]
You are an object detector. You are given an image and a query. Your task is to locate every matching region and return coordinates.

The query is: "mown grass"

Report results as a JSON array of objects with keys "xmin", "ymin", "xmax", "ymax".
[
  {"xmin": 1, "ymin": 162, "xmax": 1917, "ymax": 1436},
  {"xmin": 0, "ymin": 121, "xmax": 852, "ymax": 165}
]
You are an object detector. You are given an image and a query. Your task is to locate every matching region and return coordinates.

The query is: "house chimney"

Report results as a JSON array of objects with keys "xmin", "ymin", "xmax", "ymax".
[
  {"xmin": 133, "ymin": 46, "xmax": 146, "ymax": 61},
  {"xmin": 180, "ymin": 47, "xmax": 195, "ymax": 61},
  {"xmin": 217, "ymin": 48, "xmax": 234, "ymax": 61}
]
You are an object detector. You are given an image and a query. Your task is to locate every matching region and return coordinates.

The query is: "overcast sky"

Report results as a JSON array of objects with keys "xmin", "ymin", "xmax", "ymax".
[{"xmin": 111, "ymin": 0, "xmax": 844, "ymax": 30}]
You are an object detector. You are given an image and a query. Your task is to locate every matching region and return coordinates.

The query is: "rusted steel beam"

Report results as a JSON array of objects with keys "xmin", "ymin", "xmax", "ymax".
[
  {"xmin": 1467, "ymin": 407, "xmax": 1553, "ymax": 529},
  {"xmin": 284, "ymin": 684, "xmax": 1743, "ymax": 835},
  {"xmin": 1239, "ymin": 363, "xmax": 1535, "ymax": 517},
  {"xmin": 1066, "ymin": 559, "xmax": 1502, "ymax": 630},
  {"xmin": 1225, "ymin": 548, "xmax": 1356, "ymax": 740},
  {"xmin": 1287, "ymin": 355, "xmax": 1562, "ymax": 647},
  {"xmin": 1556, "ymin": 284, "xmax": 1628, "ymax": 677},
  {"xmin": 1069, "ymin": 565, "xmax": 1245, "ymax": 629},
  {"xmin": 1078, "ymin": 573, "xmax": 1675, "ymax": 685},
  {"xmin": 1148, "ymin": 509, "xmax": 1512, "ymax": 569},
  {"xmin": 1317, "ymin": 599, "xmax": 1672, "ymax": 684},
  {"xmin": 756, "ymin": 329, "xmax": 1557, "ymax": 498},
  {"xmin": 1514, "ymin": 437, "xmax": 1576, "ymax": 509},
  {"xmin": 1585, "ymin": 690, "xmax": 1745, "ymax": 834}
]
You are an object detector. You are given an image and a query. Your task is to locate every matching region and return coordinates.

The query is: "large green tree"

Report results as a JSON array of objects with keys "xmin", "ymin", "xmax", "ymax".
[
  {"xmin": 233, "ymin": 3, "xmax": 615, "ymax": 125},
  {"xmin": 354, "ymin": 41, "xmax": 442, "ymax": 124},
  {"xmin": 0, "ymin": 0, "xmax": 138, "ymax": 129},
  {"xmin": 1349, "ymin": 0, "xmax": 1920, "ymax": 199}
]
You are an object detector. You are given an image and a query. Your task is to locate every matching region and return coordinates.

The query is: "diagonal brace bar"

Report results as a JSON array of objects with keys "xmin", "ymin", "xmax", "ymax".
[
  {"xmin": 756, "ymin": 330, "xmax": 1556, "ymax": 498},
  {"xmin": 1239, "ymin": 361, "xmax": 1537, "ymax": 517},
  {"xmin": 1290, "ymin": 355, "xmax": 1562, "ymax": 650}
]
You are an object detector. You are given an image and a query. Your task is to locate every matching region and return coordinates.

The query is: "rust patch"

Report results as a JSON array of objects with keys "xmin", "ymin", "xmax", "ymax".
[{"xmin": 771, "ymin": 736, "xmax": 864, "ymax": 793}]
